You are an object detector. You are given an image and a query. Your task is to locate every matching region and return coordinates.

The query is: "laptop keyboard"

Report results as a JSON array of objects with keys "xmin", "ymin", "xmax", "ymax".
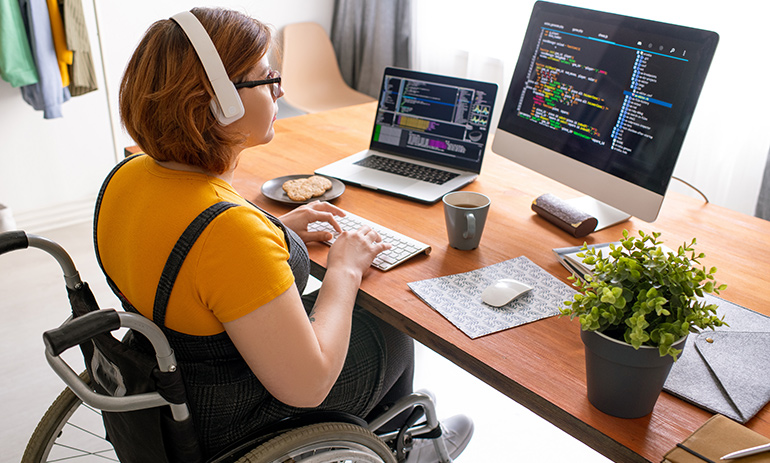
[
  {"xmin": 354, "ymin": 154, "xmax": 460, "ymax": 185},
  {"xmin": 307, "ymin": 208, "xmax": 431, "ymax": 271}
]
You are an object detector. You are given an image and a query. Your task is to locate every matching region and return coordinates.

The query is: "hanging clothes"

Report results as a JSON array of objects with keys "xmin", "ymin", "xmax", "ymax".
[
  {"xmin": 58, "ymin": 0, "xmax": 97, "ymax": 96},
  {"xmin": 46, "ymin": 0, "xmax": 72, "ymax": 87},
  {"xmin": 18, "ymin": 0, "xmax": 71, "ymax": 119},
  {"xmin": 0, "ymin": 0, "xmax": 39, "ymax": 87}
]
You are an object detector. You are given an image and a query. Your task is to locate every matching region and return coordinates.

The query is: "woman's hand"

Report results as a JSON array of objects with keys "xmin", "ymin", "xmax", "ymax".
[
  {"xmin": 280, "ymin": 201, "xmax": 391, "ymax": 276},
  {"xmin": 326, "ymin": 226, "xmax": 391, "ymax": 279},
  {"xmin": 279, "ymin": 201, "xmax": 343, "ymax": 243}
]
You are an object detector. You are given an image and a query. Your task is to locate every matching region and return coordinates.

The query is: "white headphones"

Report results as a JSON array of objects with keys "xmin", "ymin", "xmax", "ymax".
[{"xmin": 170, "ymin": 11, "xmax": 245, "ymax": 125}]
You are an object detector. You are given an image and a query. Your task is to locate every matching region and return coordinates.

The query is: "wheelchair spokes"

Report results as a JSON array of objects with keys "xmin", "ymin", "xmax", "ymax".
[{"xmin": 22, "ymin": 371, "xmax": 118, "ymax": 463}]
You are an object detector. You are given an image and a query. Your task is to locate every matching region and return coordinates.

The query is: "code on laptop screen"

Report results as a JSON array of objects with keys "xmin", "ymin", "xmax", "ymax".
[{"xmin": 371, "ymin": 68, "xmax": 498, "ymax": 173}]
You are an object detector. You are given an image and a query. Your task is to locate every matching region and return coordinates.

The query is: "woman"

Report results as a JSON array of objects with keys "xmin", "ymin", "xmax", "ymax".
[{"xmin": 94, "ymin": 7, "xmax": 471, "ymax": 461}]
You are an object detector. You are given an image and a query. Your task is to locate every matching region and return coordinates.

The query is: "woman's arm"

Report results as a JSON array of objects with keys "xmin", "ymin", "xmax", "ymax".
[{"xmin": 223, "ymin": 225, "xmax": 390, "ymax": 407}]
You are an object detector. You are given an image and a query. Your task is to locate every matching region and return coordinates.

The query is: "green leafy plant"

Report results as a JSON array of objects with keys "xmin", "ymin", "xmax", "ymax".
[{"xmin": 560, "ymin": 230, "xmax": 727, "ymax": 359}]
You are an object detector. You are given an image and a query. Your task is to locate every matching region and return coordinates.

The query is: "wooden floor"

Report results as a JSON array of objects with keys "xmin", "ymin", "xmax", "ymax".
[{"xmin": 0, "ymin": 221, "xmax": 610, "ymax": 462}]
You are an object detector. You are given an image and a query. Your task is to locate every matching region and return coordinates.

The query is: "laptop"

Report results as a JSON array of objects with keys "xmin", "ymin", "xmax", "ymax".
[{"xmin": 315, "ymin": 67, "xmax": 498, "ymax": 203}]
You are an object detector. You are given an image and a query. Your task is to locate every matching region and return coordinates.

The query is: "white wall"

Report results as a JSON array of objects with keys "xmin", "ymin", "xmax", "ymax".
[
  {"xmin": 0, "ymin": 0, "xmax": 334, "ymax": 232},
  {"xmin": 0, "ymin": 0, "xmax": 113, "ymax": 231}
]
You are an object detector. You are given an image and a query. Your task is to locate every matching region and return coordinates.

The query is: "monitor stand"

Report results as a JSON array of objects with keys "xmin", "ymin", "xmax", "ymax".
[{"xmin": 567, "ymin": 196, "xmax": 630, "ymax": 232}]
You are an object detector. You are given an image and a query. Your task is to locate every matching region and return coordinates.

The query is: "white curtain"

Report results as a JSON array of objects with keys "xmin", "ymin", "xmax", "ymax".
[{"xmin": 411, "ymin": 0, "xmax": 770, "ymax": 216}]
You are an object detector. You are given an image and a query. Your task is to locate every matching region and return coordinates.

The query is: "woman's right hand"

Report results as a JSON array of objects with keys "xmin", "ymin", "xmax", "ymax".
[{"xmin": 325, "ymin": 225, "xmax": 391, "ymax": 278}]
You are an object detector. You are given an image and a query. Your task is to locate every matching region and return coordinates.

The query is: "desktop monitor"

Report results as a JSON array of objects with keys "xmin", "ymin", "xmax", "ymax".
[{"xmin": 492, "ymin": 1, "xmax": 719, "ymax": 229}]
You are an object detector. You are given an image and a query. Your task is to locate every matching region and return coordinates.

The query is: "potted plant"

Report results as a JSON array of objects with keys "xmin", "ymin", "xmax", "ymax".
[{"xmin": 560, "ymin": 230, "xmax": 727, "ymax": 418}]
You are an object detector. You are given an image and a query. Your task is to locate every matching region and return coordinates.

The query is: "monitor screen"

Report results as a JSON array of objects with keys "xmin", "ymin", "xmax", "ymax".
[{"xmin": 492, "ymin": 1, "xmax": 718, "ymax": 226}]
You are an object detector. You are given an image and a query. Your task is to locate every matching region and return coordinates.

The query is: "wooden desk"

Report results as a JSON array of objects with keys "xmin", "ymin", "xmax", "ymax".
[{"xmin": 162, "ymin": 102, "xmax": 770, "ymax": 461}]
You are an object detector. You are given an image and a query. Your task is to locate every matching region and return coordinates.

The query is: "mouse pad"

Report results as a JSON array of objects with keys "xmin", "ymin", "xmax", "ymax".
[{"xmin": 407, "ymin": 256, "xmax": 576, "ymax": 339}]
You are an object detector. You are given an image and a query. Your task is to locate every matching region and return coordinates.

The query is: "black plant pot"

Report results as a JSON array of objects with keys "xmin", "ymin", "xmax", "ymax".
[{"xmin": 580, "ymin": 329, "xmax": 687, "ymax": 419}]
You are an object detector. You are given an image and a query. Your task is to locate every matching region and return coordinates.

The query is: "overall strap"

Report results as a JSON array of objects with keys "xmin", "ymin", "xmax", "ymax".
[
  {"xmin": 93, "ymin": 155, "xmax": 145, "ymax": 310},
  {"xmin": 153, "ymin": 201, "xmax": 239, "ymax": 326}
]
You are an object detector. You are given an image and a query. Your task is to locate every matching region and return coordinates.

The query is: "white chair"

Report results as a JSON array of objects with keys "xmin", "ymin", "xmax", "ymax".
[{"xmin": 280, "ymin": 22, "xmax": 375, "ymax": 113}]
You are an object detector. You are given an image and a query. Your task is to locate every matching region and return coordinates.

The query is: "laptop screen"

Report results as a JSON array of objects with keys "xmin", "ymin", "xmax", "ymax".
[{"xmin": 370, "ymin": 67, "xmax": 498, "ymax": 173}]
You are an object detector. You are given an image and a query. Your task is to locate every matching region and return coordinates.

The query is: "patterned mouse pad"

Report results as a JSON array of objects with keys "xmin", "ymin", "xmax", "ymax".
[{"xmin": 407, "ymin": 256, "xmax": 576, "ymax": 339}]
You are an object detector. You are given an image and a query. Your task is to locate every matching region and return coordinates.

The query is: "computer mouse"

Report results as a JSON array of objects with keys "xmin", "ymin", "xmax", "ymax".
[{"xmin": 481, "ymin": 279, "xmax": 533, "ymax": 307}]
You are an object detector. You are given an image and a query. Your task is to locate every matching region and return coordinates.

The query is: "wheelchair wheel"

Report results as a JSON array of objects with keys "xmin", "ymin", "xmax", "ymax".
[
  {"xmin": 236, "ymin": 422, "xmax": 397, "ymax": 463},
  {"xmin": 21, "ymin": 371, "xmax": 118, "ymax": 462}
]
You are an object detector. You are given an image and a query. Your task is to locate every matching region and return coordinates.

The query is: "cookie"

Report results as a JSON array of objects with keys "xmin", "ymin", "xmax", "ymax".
[
  {"xmin": 282, "ymin": 176, "xmax": 333, "ymax": 201},
  {"xmin": 307, "ymin": 175, "xmax": 332, "ymax": 191},
  {"xmin": 282, "ymin": 179, "xmax": 315, "ymax": 201}
]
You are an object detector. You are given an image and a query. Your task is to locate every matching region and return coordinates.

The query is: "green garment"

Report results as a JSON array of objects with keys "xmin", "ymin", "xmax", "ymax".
[{"xmin": 0, "ymin": 0, "xmax": 39, "ymax": 87}]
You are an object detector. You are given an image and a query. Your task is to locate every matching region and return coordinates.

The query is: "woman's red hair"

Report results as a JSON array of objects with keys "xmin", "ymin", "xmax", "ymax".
[{"xmin": 119, "ymin": 8, "xmax": 272, "ymax": 174}]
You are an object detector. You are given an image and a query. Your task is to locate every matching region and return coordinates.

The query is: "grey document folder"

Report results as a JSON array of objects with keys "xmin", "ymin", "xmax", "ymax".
[{"xmin": 664, "ymin": 294, "xmax": 770, "ymax": 423}]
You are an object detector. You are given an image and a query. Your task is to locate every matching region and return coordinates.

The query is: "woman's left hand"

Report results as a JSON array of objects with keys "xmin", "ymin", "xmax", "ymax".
[{"xmin": 280, "ymin": 201, "xmax": 344, "ymax": 243}]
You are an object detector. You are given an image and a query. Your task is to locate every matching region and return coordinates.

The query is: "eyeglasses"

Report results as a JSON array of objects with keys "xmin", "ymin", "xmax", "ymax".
[{"xmin": 234, "ymin": 70, "xmax": 282, "ymax": 99}]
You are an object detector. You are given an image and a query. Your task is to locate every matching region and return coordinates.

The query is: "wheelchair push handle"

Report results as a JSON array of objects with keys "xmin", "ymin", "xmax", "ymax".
[
  {"xmin": 0, "ymin": 230, "xmax": 28, "ymax": 255},
  {"xmin": 43, "ymin": 309, "xmax": 121, "ymax": 357},
  {"xmin": 0, "ymin": 231, "xmax": 82, "ymax": 289}
]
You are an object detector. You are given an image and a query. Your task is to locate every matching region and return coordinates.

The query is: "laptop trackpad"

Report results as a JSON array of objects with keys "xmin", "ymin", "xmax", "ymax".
[{"xmin": 354, "ymin": 170, "xmax": 420, "ymax": 190}]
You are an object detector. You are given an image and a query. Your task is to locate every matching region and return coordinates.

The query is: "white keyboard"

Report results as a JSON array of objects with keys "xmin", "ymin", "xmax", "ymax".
[{"xmin": 307, "ymin": 209, "xmax": 431, "ymax": 271}]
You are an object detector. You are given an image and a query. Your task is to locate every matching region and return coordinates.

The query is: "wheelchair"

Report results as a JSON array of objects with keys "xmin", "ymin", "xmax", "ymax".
[{"xmin": 2, "ymin": 230, "xmax": 453, "ymax": 463}]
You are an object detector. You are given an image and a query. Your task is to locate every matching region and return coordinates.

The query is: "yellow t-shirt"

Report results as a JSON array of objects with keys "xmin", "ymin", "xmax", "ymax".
[{"xmin": 96, "ymin": 155, "xmax": 294, "ymax": 336}]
